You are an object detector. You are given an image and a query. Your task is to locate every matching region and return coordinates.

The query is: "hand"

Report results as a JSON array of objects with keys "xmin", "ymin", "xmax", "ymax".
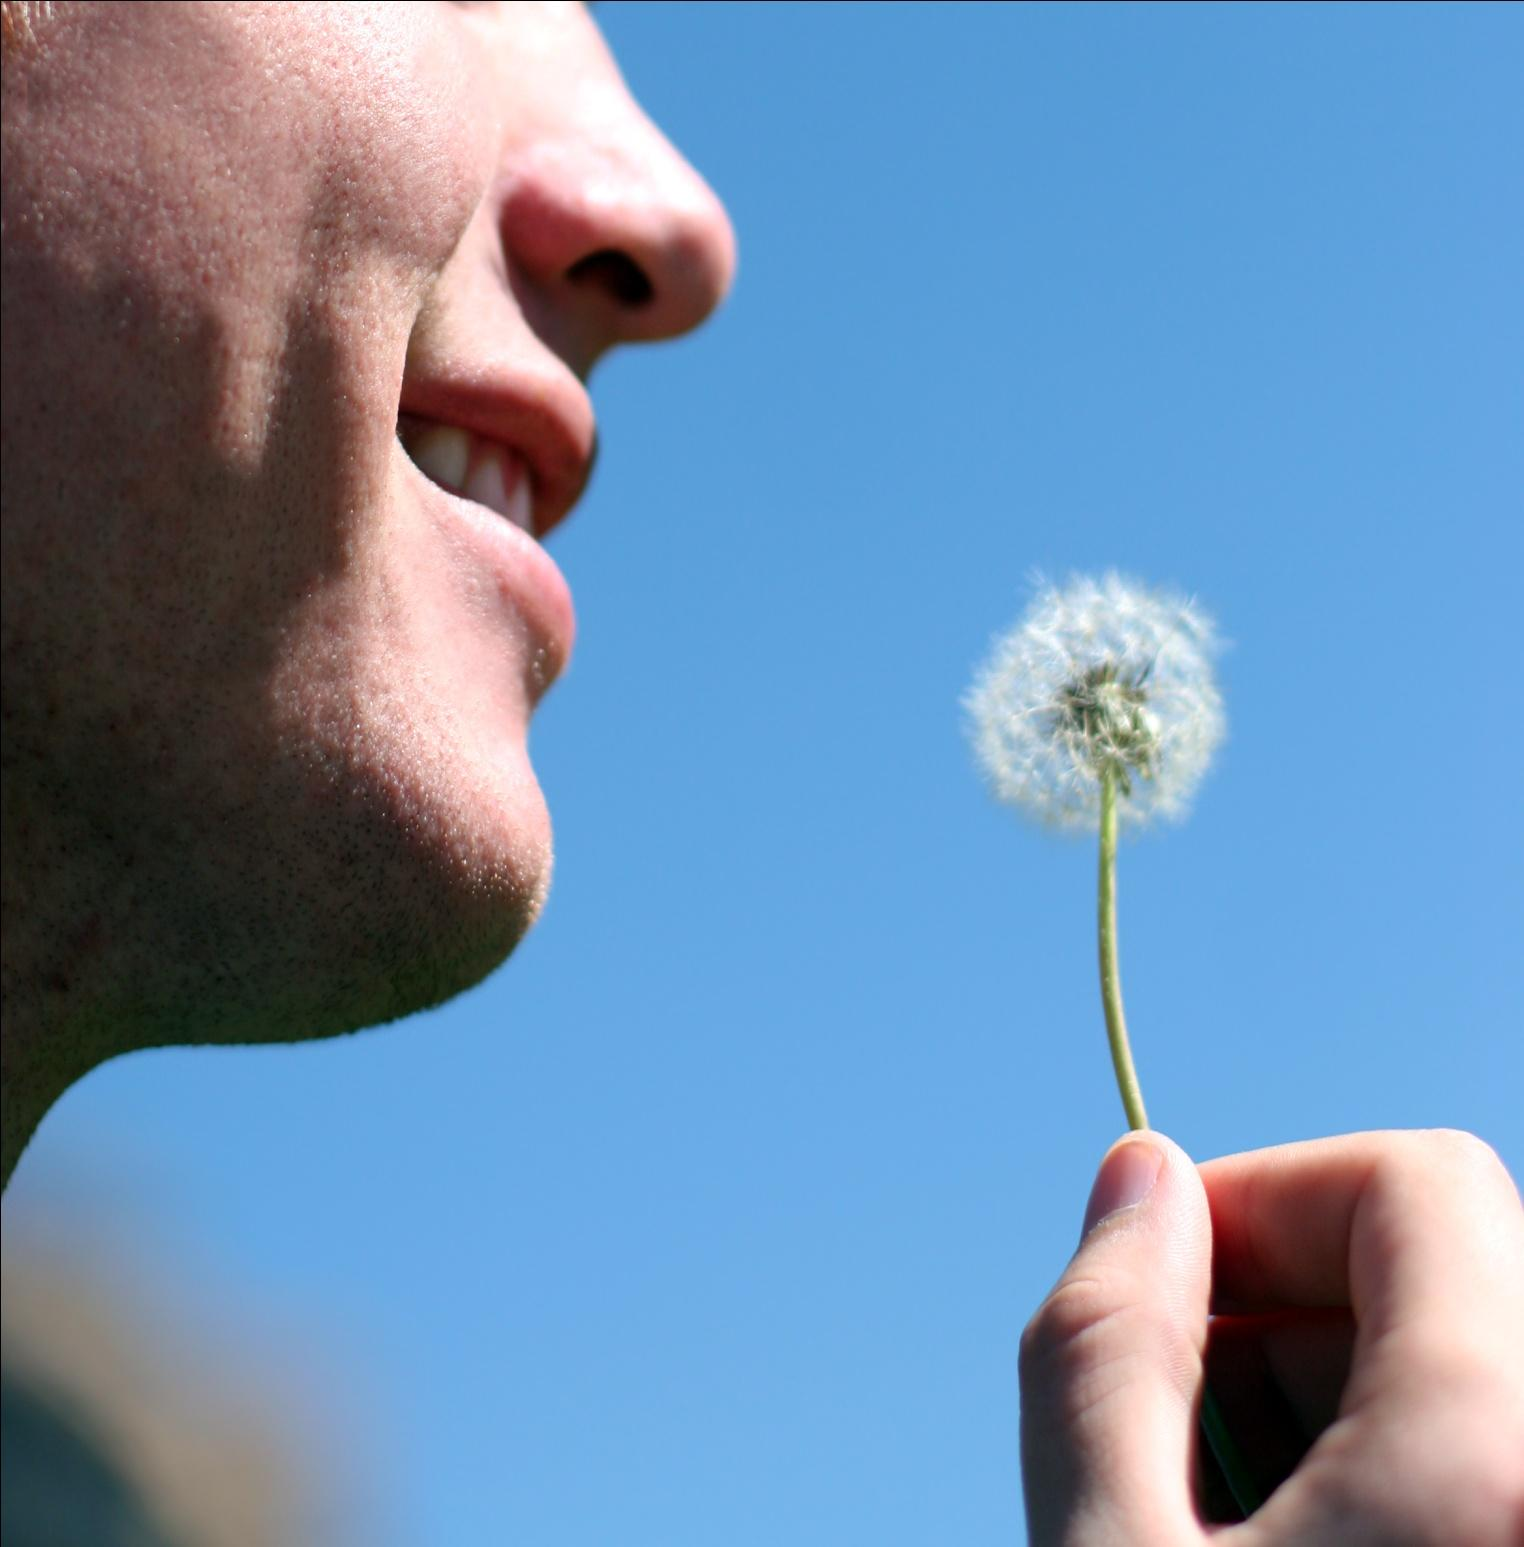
[{"xmin": 1018, "ymin": 1129, "xmax": 1524, "ymax": 1545}]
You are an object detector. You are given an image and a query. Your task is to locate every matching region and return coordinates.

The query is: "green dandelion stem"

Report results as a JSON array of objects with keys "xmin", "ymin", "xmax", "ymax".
[
  {"xmin": 1096, "ymin": 761, "xmax": 1263, "ymax": 1520},
  {"xmin": 1200, "ymin": 1387, "xmax": 1261, "ymax": 1519},
  {"xmin": 1097, "ymin": 763, "xmax": 1149, "ymax": 1131}
]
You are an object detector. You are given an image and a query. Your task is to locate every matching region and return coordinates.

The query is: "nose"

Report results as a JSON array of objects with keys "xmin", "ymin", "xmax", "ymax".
[{"xmin": 495, "ymin": 50, "xmax": 737, "ymax": 370}]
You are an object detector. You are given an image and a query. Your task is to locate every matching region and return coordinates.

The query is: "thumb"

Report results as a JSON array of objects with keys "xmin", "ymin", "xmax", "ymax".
[{"xmin": 1020, "ymin": 1132, "xmax": 1213, "ymax": 1546}]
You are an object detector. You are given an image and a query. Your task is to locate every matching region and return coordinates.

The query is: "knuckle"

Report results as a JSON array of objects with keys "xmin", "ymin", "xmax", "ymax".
[
  {"xmin": 1019, "ymin": 1271, "xmax": 1181, "ymax": 1402},
  {"xmin": 1020, "ymin": 1273, "xmax": 1121, "ymax": 1367},
  {"xmin": 1371, "ymin": 1129, "xmax": 1523, "ymax": 1218},
  {"xmin": 1019, "ymin": 1281, "xmax": 1075, "ymax": 1378},
  {"xmin": 1443, "ymin": 1452, "xmax": 1524, "ymax": 1547},
  {"xmin": 1415, "ymin": 1128, "xmax": 1515, "ymax": 1191},
  {"xmin": 1401, "ymin": 1376, "xmax": 1524, "ymax": 1544},
  {"xmin": 1309, "ymin": 1392, "xmax": 1524, "ymax": 1547},
  {"xmin": 1475, "ymin": 1464, "xmax": 1524, "ymax": 1547},
  {"xmin": 1387, "ymin": 1318, "xmax": 1524, "ymax": 1421}
]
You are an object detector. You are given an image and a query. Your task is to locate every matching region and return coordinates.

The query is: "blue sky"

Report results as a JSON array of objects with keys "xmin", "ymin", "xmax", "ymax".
[{"xmin": 7, "ymin": 5, "xmax": 1521, "ymax": 1543}]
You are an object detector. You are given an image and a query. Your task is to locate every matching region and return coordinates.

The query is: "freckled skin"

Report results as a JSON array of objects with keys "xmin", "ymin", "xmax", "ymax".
[{"xmin": 0, "ymin": 1, "xmax": 735, "ymax": 1184}]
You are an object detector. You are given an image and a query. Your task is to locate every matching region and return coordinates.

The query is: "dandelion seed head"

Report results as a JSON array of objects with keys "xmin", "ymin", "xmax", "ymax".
[{"xmin": 965, "ymin": 572, "xmax": 1224, "ymax": 832}]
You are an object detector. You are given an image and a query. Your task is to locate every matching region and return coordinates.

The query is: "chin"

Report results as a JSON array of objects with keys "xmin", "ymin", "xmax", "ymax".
[
  {"xmin": 150, "ymin": 692, "xmax": 558, "ymax": 1053},
  {"xmin": 302, "ymin": 745, "xmax": 556, "ymax": 1038},
  {"xmin": 218, "ymin": 559, "xmax": 563, "ymax": 1045},
  {"xmin": 394, "ymin": 774, "xmax": 555, "ymax": 1017}
]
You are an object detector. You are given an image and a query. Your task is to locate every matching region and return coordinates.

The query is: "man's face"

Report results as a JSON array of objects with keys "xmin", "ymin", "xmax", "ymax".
[{"xmin": 1, "ymin": 2, "xmax": 733, "ymax": 1050}]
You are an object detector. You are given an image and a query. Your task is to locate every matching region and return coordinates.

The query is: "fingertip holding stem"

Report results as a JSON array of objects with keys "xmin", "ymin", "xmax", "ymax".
[
  {"xmin": 1072, "ymin": 1136, "xmax": 1267, "ymax": 1522},
  {"xmin": 1082, "ymin": 1135, "xmax": 1166, "ymax": 1237}
]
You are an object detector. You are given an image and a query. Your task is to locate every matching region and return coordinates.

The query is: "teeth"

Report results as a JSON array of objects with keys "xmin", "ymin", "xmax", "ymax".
[
  {"xmin": 401, "ymin": 418, "xmax": 536, "ymax": 536},
  {"xmin": 405, "ymin": 421, "xmax": 470, "ymax": 491},
  {"xmin": 463, "ymin": 443, "xmax": 534, "ymax": 535}
]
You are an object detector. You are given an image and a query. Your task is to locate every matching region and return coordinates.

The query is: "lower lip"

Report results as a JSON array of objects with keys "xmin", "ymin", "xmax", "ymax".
[{"xmin": 398, "ymin": 446, "xmax": 576, "ymax": 700}]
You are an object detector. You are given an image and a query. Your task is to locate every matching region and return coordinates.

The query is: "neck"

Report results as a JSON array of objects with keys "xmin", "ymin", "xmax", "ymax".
[
  {"xmin": 1, "ymin": 926, "xmax": 122, "ymax": 1188},
  {"xmin": 1, "ymin": 792, "xmax": 130, "ymax": 1191},
  {"xmin": 1, "ymin": 1015, "xmax": 76, "ymax": 1189}
]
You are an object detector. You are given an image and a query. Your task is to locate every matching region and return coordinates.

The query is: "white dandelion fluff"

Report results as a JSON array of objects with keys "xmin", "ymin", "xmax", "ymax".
[{"xmin": 965, "ymin": 572, "xmax": 1224, "ymax": 832}]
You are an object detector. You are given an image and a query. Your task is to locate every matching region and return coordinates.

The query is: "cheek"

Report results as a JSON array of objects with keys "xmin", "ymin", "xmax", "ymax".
[{"xmin": 253, "ymin": 1, "xmax": 501, "ymax": 293}]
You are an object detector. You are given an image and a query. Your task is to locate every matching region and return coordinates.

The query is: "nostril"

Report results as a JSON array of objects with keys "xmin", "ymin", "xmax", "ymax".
[{"xmin": 566, "ymin": 249, "xmax": 654, "ymax": 308}]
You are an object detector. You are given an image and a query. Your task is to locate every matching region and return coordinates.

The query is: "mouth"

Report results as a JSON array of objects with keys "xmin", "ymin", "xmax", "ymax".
[
  {"xmin": 393, "ymin": 360, "xmax": 595, "ymax": 698},
  {"xmin": 395, "ymin": 408, "xmax": 579, "ymax": 699},
  {"xmin": 395, "ymin": 366, "xmax": 596, "ymax": 541},
  {"xmin": 397, "ymin": 414, "xmax": 536, "ymax": 535}
]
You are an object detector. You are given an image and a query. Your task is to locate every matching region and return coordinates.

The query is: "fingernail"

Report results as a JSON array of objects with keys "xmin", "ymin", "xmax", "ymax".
[{"xmin": 1082, "ymin": 1137, "xmax": 1165, "ymax": 1237}]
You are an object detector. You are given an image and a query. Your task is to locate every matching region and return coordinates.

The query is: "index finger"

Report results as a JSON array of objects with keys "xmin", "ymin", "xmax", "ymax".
[{"xmin": 1199, "ymin": 1129, "xmax": 1523, "ymax": 1334}]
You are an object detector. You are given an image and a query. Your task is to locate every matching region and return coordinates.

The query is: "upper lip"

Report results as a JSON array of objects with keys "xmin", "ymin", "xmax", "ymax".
[{"xmin": 397, "ymin": 362, "xmax": 596, "ymax": 540}]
